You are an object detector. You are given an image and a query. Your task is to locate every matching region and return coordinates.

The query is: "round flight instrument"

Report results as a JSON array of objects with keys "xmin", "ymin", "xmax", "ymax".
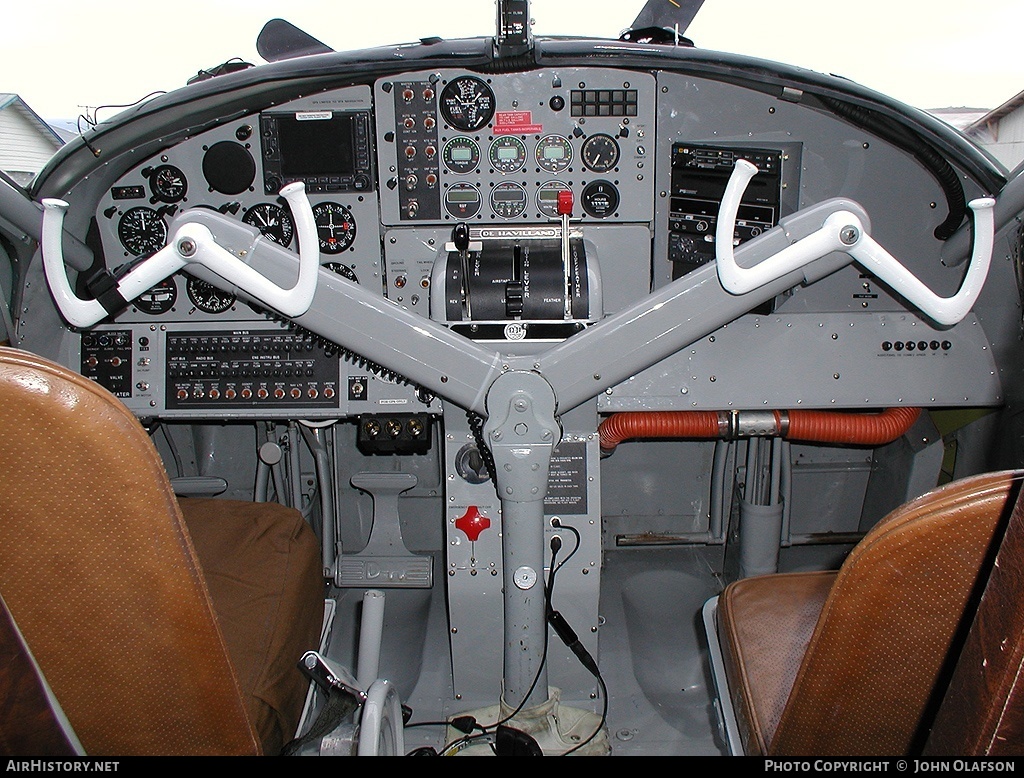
[
  {"xmin": 536, "ymin": 134, "xmax": 573, "ymax": 173},
  {"xmin": 133, "ymin": 278, "xmax": 177, "ymax": 315},
  {"xmin": 117, "ymin": 206, "xmax": 167, "ymax": 255},
  {"xmin": 488, "ymin": 136, "xmax": 527, "ymax": 173},
  {"xmin": 490, "ymin": 181, "xmax": 527, "ymax": 219},
  {"xmin": 444, "ymin": 183, "xmax": 482, "ymax": 219},
  {"xmin": 537, "ymin": 181, "xmax": 570, "ymax": 218},
  {"xmin": 581, "ymin": 180, "xmax": 620, "ymax": 219},
  {"xmin": 581, "ymin": 134, "xmax": 620, "ymax": 173},
  {"xmin": 149, "ymin": 164, "xmax": 187, "ymax": 203},
  {"xmin": 439, "ymin": 76, "xmax": 495, "ymax": 132},
  {"xmin": 186, "ymin": 276, "xmax": 236, "ymax": 313},
  {"xmin": 442, "ymin": 136, "xmax": 481, "ymax": 174},
  {"xmin": 312, "ymin": 202, "xmax": 356, "ymax": 254},
  {"xmin": 325, "ymin": 262, "xmax": 359, "ymax": 284},
  {"xmin": 243, "ymin": 203, "xmax": 295, "ymax": 247}
]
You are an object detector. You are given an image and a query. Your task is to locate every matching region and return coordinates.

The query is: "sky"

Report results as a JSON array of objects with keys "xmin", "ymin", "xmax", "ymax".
[{"xmin": 4, "ymin": 0, "xmax": 1023, "ymax": 123}]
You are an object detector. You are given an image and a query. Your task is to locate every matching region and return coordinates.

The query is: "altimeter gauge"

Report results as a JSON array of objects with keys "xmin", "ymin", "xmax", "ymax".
[{"xmin": 243, "ymin": 203, "xmax": 295, "ymax": 247}]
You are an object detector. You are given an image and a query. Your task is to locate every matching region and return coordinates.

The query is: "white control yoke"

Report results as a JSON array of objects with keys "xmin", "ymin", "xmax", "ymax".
[
  {"xmin": 41, "ymin": 182, "xmax": 320, "ymax": 328},
  {"xmin": 715, "ymin": 159, "xmax": 995, "ymax": 327}
]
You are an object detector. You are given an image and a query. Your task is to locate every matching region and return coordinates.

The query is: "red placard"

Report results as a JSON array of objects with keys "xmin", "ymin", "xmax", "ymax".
[{"xmin": 492, "ymin": 110, "xmax": 542, "ymax": 135}]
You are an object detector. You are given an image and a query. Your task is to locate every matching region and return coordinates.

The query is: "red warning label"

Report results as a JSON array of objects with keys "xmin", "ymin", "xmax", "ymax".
[{"xmin": 493, "ymin": 110, "xmax": 542, "ymax": 135}]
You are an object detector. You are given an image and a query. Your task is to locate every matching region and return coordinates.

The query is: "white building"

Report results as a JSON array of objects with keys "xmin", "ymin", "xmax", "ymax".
[
  {"xmin": 0, "ymin": 94, "xmax": 64, "ymax": 186},
  {"xmin": 962, "ymin": 90, "xmax": 1024, "ymax": 172}
]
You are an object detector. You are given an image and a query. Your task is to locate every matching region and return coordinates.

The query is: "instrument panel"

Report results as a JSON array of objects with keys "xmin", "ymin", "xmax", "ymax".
[
  {"xmin": 94, "ymin": 85, "xmax": 379, "ymax": 327},
  {"xmin": 374, "ymin": 68, "xmax": 656, "ymax": 225},
  {"xmin": 71, "ymin": 62, "xmax": 1004, "ymax": 420}
]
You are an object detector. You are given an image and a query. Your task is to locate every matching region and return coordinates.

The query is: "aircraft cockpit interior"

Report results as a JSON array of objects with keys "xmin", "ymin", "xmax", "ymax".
[{"xmin": 3, "ymin": 0, "xmax": 1024, "ymax": 758}]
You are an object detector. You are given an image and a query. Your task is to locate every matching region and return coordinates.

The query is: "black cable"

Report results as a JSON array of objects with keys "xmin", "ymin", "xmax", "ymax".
[
  {"xmin": 430, "ymin": 520, "xmax": 606, "ymax": 756},
  {"xmin": 817, "ymin": 95, "xmax": 967, "ymax": 241},
  {"xmin": 467, "ymin": 411, "xmax": 498, "ymax": 487},
  {"xmin": 545, "ymin": 519, "xmax": 608, "ymax": 756},
  {"xmin": 433, "ymin": 529, "xmax": 563, "ymax": 755},
  {"xmin": 550, "ymin": 518, "xmax": 580, "ymax": 579}
]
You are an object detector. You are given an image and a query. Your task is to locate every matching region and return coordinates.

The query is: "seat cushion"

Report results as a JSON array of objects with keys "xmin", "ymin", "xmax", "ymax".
[
  {"xmin": 179, "ymin": 498, "xmax": 324, "ymax": 756},
  {"xmin": 718, "ymin": 571, "xmax": 834, "ymax": 755}
]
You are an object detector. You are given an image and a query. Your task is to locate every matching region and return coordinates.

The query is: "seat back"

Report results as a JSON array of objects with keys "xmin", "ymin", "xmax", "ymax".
[
  {"xmin": 0, "ymin": 347, "xmax": 259, "ymax": 755},
  {"xmin": 770, "ymin": 470, "xmax": 1021, "ymax": 755},
  {"xmin": 925, "ymin": 478, "xmax": 1024, "ymax": 755}
]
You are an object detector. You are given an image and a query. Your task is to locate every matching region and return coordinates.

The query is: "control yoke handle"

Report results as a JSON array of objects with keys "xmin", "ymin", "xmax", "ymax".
[
  {"xmin": 40, "ymin": 182, "xmax": 320, "ymax": 329},
  {"xmin": 715, "ymin": 159, "xmax": 995, "ymax": 327}
]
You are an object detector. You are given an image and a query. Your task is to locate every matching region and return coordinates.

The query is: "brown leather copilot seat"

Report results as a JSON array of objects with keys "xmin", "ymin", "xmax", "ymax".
[
  {"xmin": 0, "ymin": 346, "xmax": 325, "ymax": 756},
  {"xmin": 711, "ymin": 469, "xmax": 1023, "ymax": 756}
]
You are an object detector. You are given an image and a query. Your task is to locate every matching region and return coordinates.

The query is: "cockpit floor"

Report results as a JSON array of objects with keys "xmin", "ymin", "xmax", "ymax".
[{"xmin": 326, "ymin": 545, "xmax": 731, "ymax": 756}]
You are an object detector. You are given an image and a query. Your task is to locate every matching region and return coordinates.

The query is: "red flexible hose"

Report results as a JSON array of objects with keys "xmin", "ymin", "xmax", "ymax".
[
  {"xmin": 784, "ymin": 406, "xmax": 921, "ymax": 445},
  {"xmin": 598, "ymin": 407, "xmax": 921, "ymax": 452},
  {"xmin": 599, "ymin": 411, "xmax": 721, "ymax": 452}
]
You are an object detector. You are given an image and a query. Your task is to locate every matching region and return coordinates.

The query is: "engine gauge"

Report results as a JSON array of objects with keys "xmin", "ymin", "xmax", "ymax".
[
  {"xmin": 442, "ymin": 137, "xmax": 481, "ymax": 174},
  {"xmin": 186, "ymin": 276, "xmax": 236, "ymax": 313},
  {"xmin": 581, "ymin": 134, "xmax": 620, "ymax": 173},
  {"xmin": 536, "ymin": 134, "xmax": 573, "ymax": 173},
  {"xmin": 444, "ymin": 183, "xmax": 482, "ymax": 219},
  {"xmin": 312, "ymin": 202, "xmax": 356, "ymax": 254},
  {"xmin": 117, "ymin": 206, "xmax": 167, "ymax": 255},
  {"xmin": 490, "ymin": 181, "xmax": 527, "ymax": 219},
  {"xmin": 133, "ymin": 278, "xmax": 177, "ymax": 315},
  {"xmin": 488, "ymin": 136, "xmax": 527, "ymax": 173},
  {"xmin": 243, "ymin": 203, "xmax": 295, "ymax": 247},
  {"xmin": 537, "ymin": 181, "xmax": 571, "ymax": 218},
  {"xmin": 439, "ymin": 76, "xmax": 495, "ymax": 132},
  {"xmin": 149, "ymin": 164, "xmax": 187, "ymax": 203}
]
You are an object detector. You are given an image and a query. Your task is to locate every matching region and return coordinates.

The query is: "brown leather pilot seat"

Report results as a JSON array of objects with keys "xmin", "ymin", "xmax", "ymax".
[
  {"xmin": 716, "ymin": 469, "xmax": 1023, "ymax": 756},
  {"xmin": 0, "ymin": 346, "xmax": 325, "ymax": 755}
]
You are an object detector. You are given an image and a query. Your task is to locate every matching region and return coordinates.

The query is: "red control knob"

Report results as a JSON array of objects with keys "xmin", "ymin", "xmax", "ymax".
[
  {"xmin": 455, "ymin": 506, "xmax": 491, "ymax": 542},
  {"xmin": 557, "ymin": 189, "xmax": 573, "ymax": 217}
]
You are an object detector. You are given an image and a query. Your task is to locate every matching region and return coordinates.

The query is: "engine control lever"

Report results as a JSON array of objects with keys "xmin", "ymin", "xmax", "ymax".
[
  {"xmin": 715, "ymin": 159, "xmax": 995, "ymax": 327},
  {"xmin": 557, "ymin": 189, "xmax": 574, "ymax": 319},
  {"xmin": 41, "ymin": 182, "xmax": 320, "ymax": 328},
  {"xmin": 452, "ymin": 222, "xmax": 473, "ymax": 319}
]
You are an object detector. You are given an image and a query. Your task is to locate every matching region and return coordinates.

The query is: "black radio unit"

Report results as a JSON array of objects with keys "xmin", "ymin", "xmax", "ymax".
[
  {"xmin": 667, "ymin": 144, "xmax": 783, "ymax": 279},
  {"xmin": 260, "ymin": 110, "xmax": 374, "ymax": 195}
]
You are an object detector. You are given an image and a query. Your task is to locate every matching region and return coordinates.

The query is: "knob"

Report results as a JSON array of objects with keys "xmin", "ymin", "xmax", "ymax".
[
  {"xmin": 453, "ymin": 222, "xmax": 470, "ymax": 253},
  {"xmin": 455, "ymin": 506, "xmax": 491, "ymax": 541}
]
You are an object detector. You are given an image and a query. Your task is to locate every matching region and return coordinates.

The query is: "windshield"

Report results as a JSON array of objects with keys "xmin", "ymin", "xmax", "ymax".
[{"xmin": 2, "ymin": 0, "xmax": 1023, "ymax": 183}]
